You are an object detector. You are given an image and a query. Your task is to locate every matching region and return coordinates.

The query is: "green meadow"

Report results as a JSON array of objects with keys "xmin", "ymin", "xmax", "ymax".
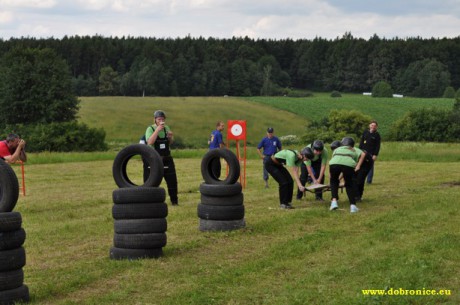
[
  {"xmin": 78, "ymin": 95, "xmax": 455, "ymax": 149},
  {"xmin": 10, "ymin": 95, "xmax": 460, "ymax": 304}
]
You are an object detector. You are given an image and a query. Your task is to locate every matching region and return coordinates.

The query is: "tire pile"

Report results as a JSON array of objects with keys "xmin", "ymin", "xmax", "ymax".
[
  {"xmin": 0, "ymin": 159, "xmax": 30, "ymax": 304},
  {"xmin": 110, "ymin": 144, "xmax": 167, "ymax": 260},
  {"xmin": 198, "ymin": 149, "xmax": 245, "ymax": 231}
]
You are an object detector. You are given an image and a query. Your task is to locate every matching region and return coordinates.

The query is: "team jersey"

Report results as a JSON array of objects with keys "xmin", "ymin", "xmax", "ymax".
[
  {"xmin": 209, "ymin": 130, "xmax": 223, "ymax": 149},
  {"xmin": 257, "ymin": 136, "xmax": 282, "ymax": 156},
  {"xmin": 304, "ymin": 143, "xmax": 329, "ymax": 166},
  {"xmin": 329, "ymin": 146, "xmax": 362, "ymax": 168},
  {"xmin": 274, "ymin": 150, "xmax": 302, "ymax": 167}
]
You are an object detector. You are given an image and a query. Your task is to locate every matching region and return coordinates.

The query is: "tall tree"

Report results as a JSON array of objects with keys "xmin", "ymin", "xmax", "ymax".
[{"xmin": 0, "ymin": 47, "xmax": 79, "ymax": 127}]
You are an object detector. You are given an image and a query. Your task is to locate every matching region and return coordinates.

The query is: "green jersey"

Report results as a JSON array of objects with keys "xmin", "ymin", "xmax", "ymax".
[
  {"xmin": 274, "ymin": 150, "xmax": 302, "ymax": 167},
  {"xmin": 329, "ymin": 146, "xmax": 361, "ymax": 168},
  {"xmin": 304, "ymin": 143, "xmax": 329, "ymax": 166},
  {"xmin": 145, "ymin": 124, "xmax": 170, "ymax": 144}
]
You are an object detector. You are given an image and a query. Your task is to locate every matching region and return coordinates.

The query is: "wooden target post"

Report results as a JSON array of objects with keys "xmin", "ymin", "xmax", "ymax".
[{"xmin": 226, "ymin": 120, "xmax": 247, "ymax": 188}]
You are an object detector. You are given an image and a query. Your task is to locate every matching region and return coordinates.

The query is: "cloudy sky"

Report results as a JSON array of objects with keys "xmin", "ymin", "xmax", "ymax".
[{"xmin": 1, "ymin": 0, "xmax": 459, "ymax": 40}]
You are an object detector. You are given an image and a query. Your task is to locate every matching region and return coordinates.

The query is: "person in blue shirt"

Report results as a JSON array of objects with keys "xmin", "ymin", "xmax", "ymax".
[
  {"xmin": 257, "ymin": 127, "xmax": 282, "ymax": 188},
  {"xmin": 208, "ymin": 121, "xmax": 225, "ymax": 178}
]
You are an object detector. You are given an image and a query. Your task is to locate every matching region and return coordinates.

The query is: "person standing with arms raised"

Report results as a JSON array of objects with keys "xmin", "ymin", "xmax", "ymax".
[{"xmin": 145, "ymin": 110, "xmax": 178, "ymax": 206}]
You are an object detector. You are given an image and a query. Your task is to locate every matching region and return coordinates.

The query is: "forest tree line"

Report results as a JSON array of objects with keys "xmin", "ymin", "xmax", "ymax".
[{"xmin": 1, "ymin": 32, "xmax": 459, "ymax": 97}]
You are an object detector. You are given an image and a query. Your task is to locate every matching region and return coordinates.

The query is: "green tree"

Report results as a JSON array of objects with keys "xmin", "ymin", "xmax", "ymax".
[
  {"xmin": 443, "ymin": 86, "xmax": 456, "ymax": 98},
  {"xmin": 98, "ymin": 66, "xmax": 120, "ymax": 96},
  {"xmin": 0, "ymin": 47, "xmax": 79, "ymax": 127},
  {"xmin": 372, "ymin": 81, "xmax": 393, "ymax": 97}
]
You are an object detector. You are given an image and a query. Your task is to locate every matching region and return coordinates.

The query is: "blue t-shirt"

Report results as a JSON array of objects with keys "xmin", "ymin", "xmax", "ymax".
[
  {"xmin": 209, "ymin": 130, "xmax": 223, "ymax": 149},
  {"xmin": 257, "ymin": 136, "xmax": 282, "ymax": 156}
]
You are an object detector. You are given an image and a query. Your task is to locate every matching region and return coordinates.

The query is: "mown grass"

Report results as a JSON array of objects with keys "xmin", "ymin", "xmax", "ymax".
[
  {"xmin": 22, "ymin": 142, "xmax": 460, "ymax": 165},
  {"xmin": 13, "ymin": 152, "xmax": 460, "ymax": 305},
  {"xmin": 77, "ymin": 96, "xmax": 307, "ymax": 149}
]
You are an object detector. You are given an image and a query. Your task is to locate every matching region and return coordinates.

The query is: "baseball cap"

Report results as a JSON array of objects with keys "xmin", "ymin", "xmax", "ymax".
[{"xmin": 267, "ymin": 127, "xmax": 274, "ymax": 133}]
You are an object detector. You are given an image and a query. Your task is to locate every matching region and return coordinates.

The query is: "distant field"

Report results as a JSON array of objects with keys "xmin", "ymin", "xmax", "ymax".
[
  {"xmin": 78, "ymin": 95, "xmax": 455, "ymax": 149},
  {"xmin": 78, "ymin": 97, "xmax": 307, "ymax": 149},
  {"xmin": 246, "ymin": 94, "xmax": 455, "ymax": 137}
]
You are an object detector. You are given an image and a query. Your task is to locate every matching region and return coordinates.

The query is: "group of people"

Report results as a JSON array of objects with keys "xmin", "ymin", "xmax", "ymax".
[
  {"xmin": 257, "ymin": 121, "xmax": 381, "ymax": 212},
  {"xmin": 1, "ymin": 112, "xmax": 380, "ymax": 215},
  {"xmin": 140, "ymin": 111, "xmax": 381, "ymax": 213}
]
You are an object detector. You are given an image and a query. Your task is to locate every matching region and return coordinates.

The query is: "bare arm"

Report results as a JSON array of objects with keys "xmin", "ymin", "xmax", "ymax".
[{"xmin": 290, "ymin": 166, "xmax": 305, "ymax": 192}]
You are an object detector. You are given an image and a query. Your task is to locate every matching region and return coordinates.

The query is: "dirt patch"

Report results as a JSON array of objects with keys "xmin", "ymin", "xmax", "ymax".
[{"xmin": 440, "ymin": 181, "xmax": 460, "ymax": 187}]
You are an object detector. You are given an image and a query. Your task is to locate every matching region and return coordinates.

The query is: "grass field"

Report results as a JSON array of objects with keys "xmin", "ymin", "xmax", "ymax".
[
  {"xmin": 78, "ymin": 95, "xmax": 455, "ymax": 149},
  {"xmin": 12, "ymin": 95, "xmax": 458, "ymax": 304},
  {"xmin": 77, "ymin": 96, "xmax": 307, "ymax": 149},
  {"xmin": 11, "ymin": 146, "xmax": 460, "ymax": 305}
]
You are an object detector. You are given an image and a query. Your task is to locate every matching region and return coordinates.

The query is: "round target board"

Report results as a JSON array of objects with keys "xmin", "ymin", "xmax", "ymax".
[{"xmin": 227, "ymin": 120, "xmax": 246, "ymax": 140}]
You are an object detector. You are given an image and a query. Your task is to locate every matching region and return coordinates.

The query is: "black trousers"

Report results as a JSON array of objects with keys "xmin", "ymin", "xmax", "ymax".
[
  {"xmin": 296, "ymin": 161, "xmax": 324, "ymax": 199},
  {"xmin": 211, "ymin": 157, "xmax": 221, "ymax": 179},
  {"xmin": 330, "ymin": 164, "xmax": 356, "ymax": 206},
  {"xmin": 354, "ymin": 161, "xmax": 373, "ymax": 199},
  {"xmin": 144, "ymin": 156, "xmax": 178, "ymax": 204},
  {"xmin": 265, "ymin": 159, "xmax": 294, "ymax": 205}
]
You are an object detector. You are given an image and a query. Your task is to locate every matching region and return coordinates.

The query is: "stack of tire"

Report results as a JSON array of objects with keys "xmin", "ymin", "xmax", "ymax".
[
  {"xmin": 198, "ymin": 149, "xmax": 245, "ymax": 231},
  {"xmin": 0, "ymin": 159, "xmax": 30, "ymax": 304},
  {"xmin": 110, "ymin": 144, "xmax": 168, "ymax": 260}
]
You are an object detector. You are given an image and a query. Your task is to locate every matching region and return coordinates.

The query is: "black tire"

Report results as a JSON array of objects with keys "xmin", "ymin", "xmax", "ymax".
[
  {"xmin": 114, "ymin": 218, "xmax": 167, "ymax": 234},
  {"xmin": 112, "ymin": 203, "xmax": 168, "ymax": 220},
  {"xmin": 201, "ymin": 149, "xmax": 240, "ymax": 185},
  {"xmin": 199, "ymin": 219, "xmax": 246, "ymax": 232},
  {"xmin": 109, "ymin": 247, "xmax": 163, "ymax": 260},
  {"xmin": 0, "ymin": 285, "xmax": 29, "ymax": 304},
  {"xmin": 0, "ymin": 213, "xmax": 22, "ymax": 232},
  {"xmin": 0, "ymin": 247, "xmax": 26, "ymax": 272},
  {"xmin": 199, "ymin": 183, "xmax": 242, "ymax": 197},
  {"xmin": 113, "ymin": 233, "xmax": 167, "ymax": 249},
  {"xmin": 112, "ymin": 187, "xmax": 166, "ymax": 204},
  {"xmin": 201, "ymin": 193, "xmax": 244, "ymax": 206},
  {"xmin": 0, "ymin": 160, "xmax": 19, "ymax": 213},
  {"xmin": 197, "ymin": 203, "xmax": 245, "ymax": 220},
  {"xmin": 0, "ymin": 269, "xmax": 23, "ymax": 291},
  {"xmin": 0, "ymin": 228, "xmax": 26, "ymax": 250},
  {"xmin": 113, "ymin": 144, "xmax": 164, "ymax": 188}
]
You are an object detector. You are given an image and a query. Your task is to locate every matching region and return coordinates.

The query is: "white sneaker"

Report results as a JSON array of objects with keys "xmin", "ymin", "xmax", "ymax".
[
  {"xmin": 350, "ymin": 204, "xmax": 359, "ymax": 213},
  {"xmin": 330, "ymin": 200, "xmax": 338, "ymax": 211}
]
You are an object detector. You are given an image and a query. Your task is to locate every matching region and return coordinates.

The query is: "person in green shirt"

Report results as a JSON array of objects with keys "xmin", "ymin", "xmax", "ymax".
[
  {"xmin": 296, "ymin": 140, "xmax": 329, "ymax": 201},
  {"xmin": 264, "ymin": 147, "xmax": 314, "ymax": 209},
  {"xmin": 329, "ymin": 137, "xmax": 365, "ymax": 213},
  {"xmin": 145, "ymin": 110, "xmax": 178, "ymax": 206}
]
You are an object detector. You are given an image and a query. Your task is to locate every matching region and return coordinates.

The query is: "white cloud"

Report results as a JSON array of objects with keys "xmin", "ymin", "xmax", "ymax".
[
  {"xmin": 0, "ymin": 0, "xmax": 56, "ymax": 9},
  {"xmin": 0, "ymin": 0, "xmax": 459, "ymax": 39},
  {"xmin": 0, "ymin": 11, "xmax": 14, "ymax": 24}
]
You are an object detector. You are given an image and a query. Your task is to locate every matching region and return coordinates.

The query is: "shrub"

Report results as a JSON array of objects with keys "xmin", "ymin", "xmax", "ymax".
[
  {"xmin": 372, "ymin": 81, "xmax": 393, "ymax": 98},
  {"xmin": 388, "ymin": 108, "xmax": 459, "ymax": 142},
  {"xmin": 1, "ymin": 122, "xmax": 108, "ymax": 152},
  {"xmin": 443, "ymin": 86, "xmax": 456, "ymax": 98},
  {"xmin": 330, "ymin": 91, "xmax": 342, "ymax": 98},
  {"xmin": 456, "ymin": 88, "xmax": 460, "ymax": 102},
  {"xmin": 302, "ymin": 110, "xmax": 371, "ymax": 145}
]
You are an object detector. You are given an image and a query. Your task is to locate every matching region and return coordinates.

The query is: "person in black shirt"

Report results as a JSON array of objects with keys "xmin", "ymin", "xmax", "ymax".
[{"xmin": 359, "ymin": 120, "xmax": 381, "ymax": 184}]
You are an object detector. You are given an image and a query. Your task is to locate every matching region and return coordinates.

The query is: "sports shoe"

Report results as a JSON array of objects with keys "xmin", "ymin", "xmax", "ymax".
[
  {"xmin": 315, "ymin": 197, "xmax": 325, "ymax": 202},
  {"xmin": 350, "ymin": 204, "xmax": 359, "ymax": 213},
  {"xmin": 330, "ymin": 200, "xmax": 338, "ymax": 211},
  {"xmin": 280, "ymin": 204, "xmax": 294, "ymax": 209}
]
